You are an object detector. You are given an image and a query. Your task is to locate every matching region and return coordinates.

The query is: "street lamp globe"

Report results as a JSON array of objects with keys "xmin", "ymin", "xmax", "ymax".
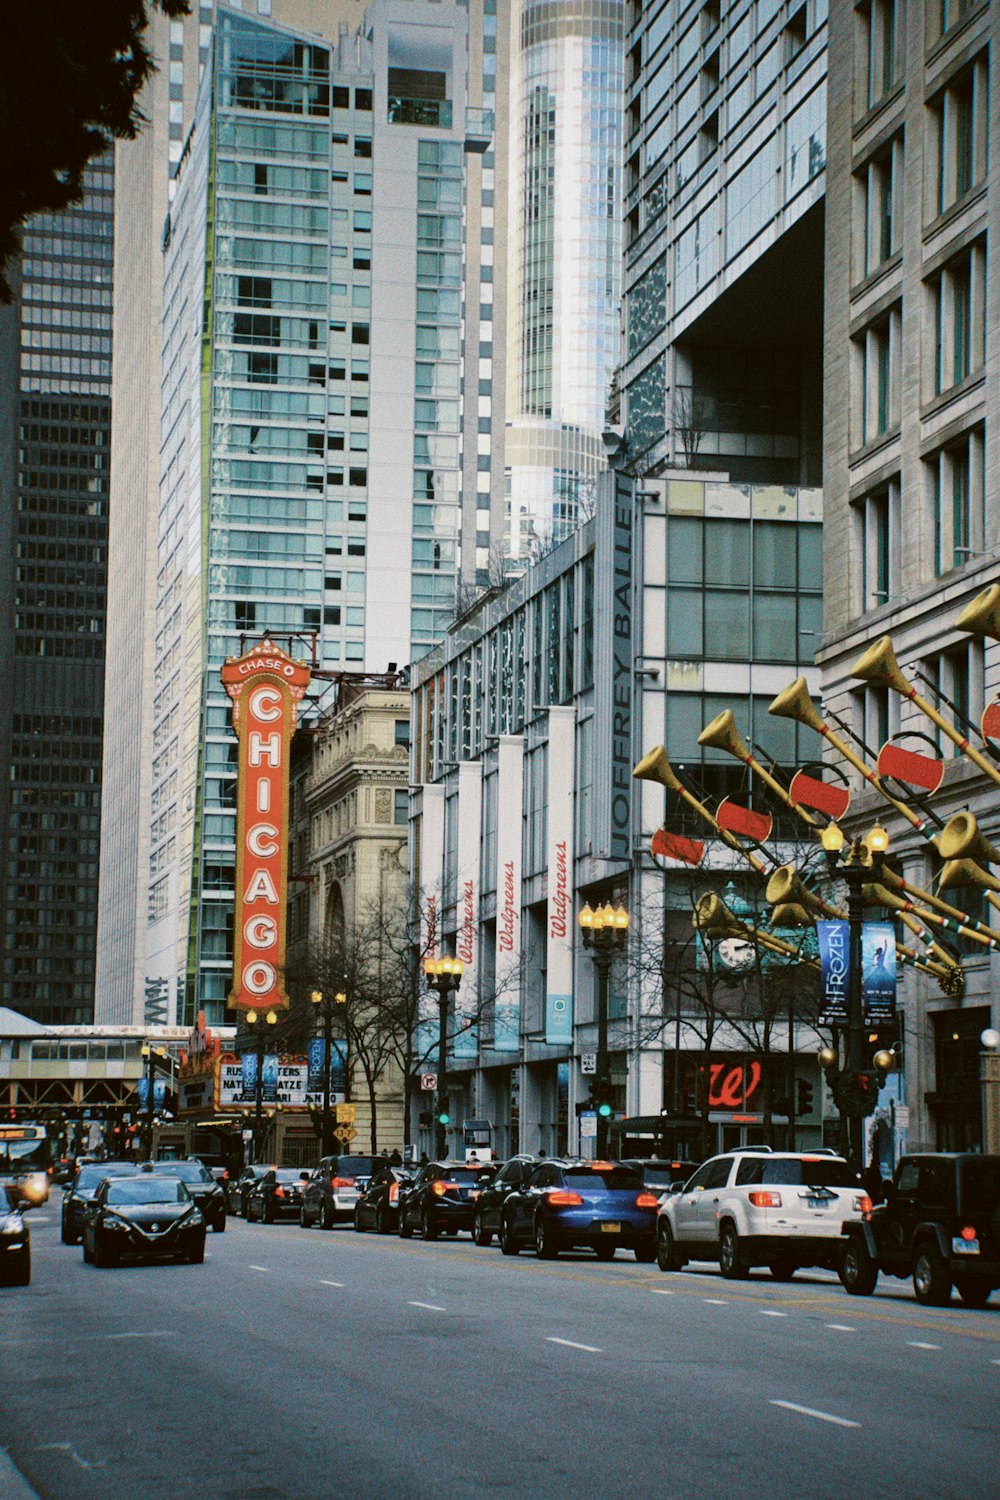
[
  {"xmin": 872, "ymin": 1049, "xmax": 895, "ymax": 1072},
  {"xmin": 310, "ymin": 990, "xmax": 323, "ymax": 1006},
  {"xmin": 265, "ymin": 1009, "xmax": 278, "ymax": 1025},
  {"xmin": 246, "ymin": 1010, "xmax": 258, "ymax": 1025},
  {"xmin": 981, "ymin": 1029, "xmax": 1000, "ymax": 1051},
  {"xmin": 817, "ymin": 1046, "xmax": 838, "ymax": 1071}
]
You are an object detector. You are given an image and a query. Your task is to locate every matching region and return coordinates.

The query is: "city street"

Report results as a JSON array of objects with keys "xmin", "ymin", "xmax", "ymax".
[{"xmin": 1, "ymin": 1204, "xmax": 998, "ymax": 1500}]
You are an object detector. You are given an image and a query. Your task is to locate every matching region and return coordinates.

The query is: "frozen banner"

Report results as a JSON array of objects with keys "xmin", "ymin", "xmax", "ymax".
[
  {"xmin": 545, "ymin": 709, "xmax": 576, "ymax": 1045},
  {"xmin": 415, "ymin": 785, "xmax": 445, "ymax": 1070},
  {"xmin": 816, "ymin": 919, "xmax": 849, "ymax": 1024},
  {"xmin": 453, "ymin": 763, "xmax": 482, "ymax": 1060},
  {"xmin": 305, "ymin": 1038, "xmax": 349, "ymax": 1101},
  {"xmin": 241, "ymin": 1050, "xmax": 258, "ymax": 1100},
  {"xmin": 493, "ymin": 737, "xmax": 523, "ymax": 1052},
  {"xmin": 136, "ymin": 1078, "xmax": 167, "ymax": 1110},
  {"xmin": 862, "ymin": 921, "xmax": 897, "ymax": 1024}
]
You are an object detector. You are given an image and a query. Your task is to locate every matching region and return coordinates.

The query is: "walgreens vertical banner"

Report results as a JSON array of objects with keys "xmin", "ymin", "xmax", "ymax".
[
  {"xmin": 545, "ymin": 708, "xmax": 576, "ymax": 1045},
  {"xmin": 493, "ymin": 737, "xmax": 523, "ymax": 1052},
  {"xmin": 453, "ymin": 763, "xmax": 482, "ymax": 1060},
  {"xmin": 221, "ymin": 639, "xmax": 311, "ymax": 1012},
  {"xmin": 415, "ymin": 785, "xmax": 445, "ymax": 1069}
]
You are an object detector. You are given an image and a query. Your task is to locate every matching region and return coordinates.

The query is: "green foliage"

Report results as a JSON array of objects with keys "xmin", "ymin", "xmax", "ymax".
[{"xmin": 0, "ymin": 0, "xmax": 189, "ymax": 300}]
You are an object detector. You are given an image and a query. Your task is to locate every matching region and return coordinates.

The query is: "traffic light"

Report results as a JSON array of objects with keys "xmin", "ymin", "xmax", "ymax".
[
  {"xmin": 418, "ymin": 1110, "xmax": 433, "ymax": 1129},
  {"xmin": 595, "ymin": 1078, "xmax": 614, "ymax": 1119},
  {"xmin": 437, "ymin": 1106, "xmax": 451, "ymax": 1127},
  {"xmin": 797, "ymin": 1079, "xmax": 814, "ymax": 1115}
]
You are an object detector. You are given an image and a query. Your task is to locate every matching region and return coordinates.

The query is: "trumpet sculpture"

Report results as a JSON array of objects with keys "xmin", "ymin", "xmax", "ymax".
[
  {"xmin": 937, "ymin": 809, "xmax": 1000, "ymax": 864},
  {"xmin": 852, "ymin": 636, "xmax": 1000, "ymax": 789},
  {"xmin": 692, "ymin": 893, "xmax": 816, "ymax": 967},
  {"xmin": 939, "ymin": 856, "xmax": 1000, "ymax": 920},
  {"xmin": 697, "ymin": 709, "xmax": 821, "ymax": 829},
  {"xmin": 632, "ymin": 745, "xmax": 771, "ymax": 877},
  {"xmin": 955, "ymin": 583, "xmax": 1000, "ymax": 642}
]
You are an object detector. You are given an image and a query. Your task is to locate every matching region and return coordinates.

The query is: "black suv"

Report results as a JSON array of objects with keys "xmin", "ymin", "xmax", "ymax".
[
  {"xmin": 840, "ymin": 1153, "xmax": 1000, "ymax": 1306},
  {"xmin": 471, "ymin": 1155, "xmax": 537, "ymax": 1247}
]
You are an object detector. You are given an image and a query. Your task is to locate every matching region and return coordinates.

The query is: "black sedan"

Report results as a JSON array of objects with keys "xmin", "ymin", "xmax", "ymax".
[
  {"xmin": 471, "ymin": 1155, "xmax": 538, "ymax": 1247},
  {"xmin": 229, "ymin": 1164, "xmax": 272, "ymax": 1217},
  {"xmin": 498, "ymin": 1160, "xmax": 659, "ymax": 1261},
  {"xmin": 143, "ymin": 1161, "xmax": 227, "ymax": 1231},
  {"xmin": 398, "ymin": 1162, "xmax": 496, "ymax": 1241},
  {"xmin": 61, "ymin": 1160, "xmax": 140, "ymax": 1245},
  {"xmin": 81, "ymin": 1177, "xmax": 206, "ymax": 1267},
  {"xmin": 353, "ymin": 1166, "xmax": 414, "ymax": 1234},
  {"xmin": 246, "ymin": 1168, "xmax": 311, "ymax": 1223},
  {"xmin": 1, "ymin": 1184, "xmax": 31, "ymax": 1285}
]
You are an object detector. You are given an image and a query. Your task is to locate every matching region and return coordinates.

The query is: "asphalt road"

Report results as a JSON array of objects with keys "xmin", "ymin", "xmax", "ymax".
[{"xmin": 1, "ymin": 1201, "xmax": 998, "ymax": 1500}]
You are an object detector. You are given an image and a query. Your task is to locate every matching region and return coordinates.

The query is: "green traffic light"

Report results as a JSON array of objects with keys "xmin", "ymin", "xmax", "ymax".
[
  {"xmin": 597, "ymin": 1102, "xmax": 612, "ymax": 1118},
  {"xmin": 437, "ymin": 1111, "xmax": 450, "ymax": 1125}
]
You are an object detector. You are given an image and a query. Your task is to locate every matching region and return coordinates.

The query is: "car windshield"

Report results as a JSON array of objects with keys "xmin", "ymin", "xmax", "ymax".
[
  {"xmin": 76, "ymin": 1164, "xmax": 137, "ymax": 1190},
  {"xmin": 336, "ymin": 1157, "xmax": 377, "ymax": 1175},
  {"xmin": 152, "ymin": 1162, "xmax": 211, "ymax": 1183},
  {"xmin": 736, "ymin": 1157, "xmax": 854, "ymax": 1188},
  {"xmin": 960, "ymin": 1159, "xmax": 1000, "ymax": 1215},
  {"xmin": 563, "ymin": 1169, "xmax": 642, "ymax": 1190},
  {"xmin": 434, "ymin": 1168, "xmax": 489, "ymax": 1184},
  {"xmin": 275, "ymin": 1169, "xmax": 302, "ymax": 1183},
  {"xmin": 106, "ymin": 1180, "xmax": 189, "ymax": 1206}
]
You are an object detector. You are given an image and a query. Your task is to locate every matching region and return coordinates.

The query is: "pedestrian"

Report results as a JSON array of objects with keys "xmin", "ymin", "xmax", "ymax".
[
  {"xmin": 419, "ymin": 1150, "xmax": 429, "ymax": 1166},
  {"xmin": 389, "ymin": 1148, "xmax": 402, "ymax": 1166}
]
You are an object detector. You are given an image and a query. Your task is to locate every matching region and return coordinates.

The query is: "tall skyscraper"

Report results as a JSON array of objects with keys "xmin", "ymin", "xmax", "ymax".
[
  {"xmin": 504, "ymin": 0, "xmax": 624, "ymax": 561},
  {"xmin": 0, "ymin": 157, "xmax": 115, "ymax": 1025},
  {"xmin": 143, "ymin": 1, "xmax": 502, "ymax": 1025}
]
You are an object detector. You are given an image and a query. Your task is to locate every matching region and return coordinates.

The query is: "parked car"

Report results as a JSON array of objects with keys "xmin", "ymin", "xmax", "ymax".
[
  {"xmin": 229, "ymin": 1164, "xmax": 272, "ymax": 1217},
  {"xmin": 656, "ymin": 1150, "xmax": 870, "ymax": 1279},
  {"xmin": 82, "ymin": 1176, "xmax": 206, "ymax": 1267},
  {"xmin": 188, "ymin": 1154, "xmax": 236, "ymax": 1188},
  {"xmin": 246, "ymin": 1167, "xmax": 311, "ymax": 1223},
  {"xmin": 144, "ymin": 1160, "xmax": 227, "ymax": 1232},
  {"xmin": 1, "ymin": 1184, "xmax": 31, "ymax": 1285},
  {"xmin": 499, "ymin": 1160, "xmax": 658, "ymax": 1261},
  {"xmin": 471, "ymin": 1155, "xmax": 538, "ymax": 1246},
  {"xmin": 398, "ymin": 1161, "xmax": 496, "ymax": 1241},
  {"xmin": 622, "ymin": 1159, "xmax": 700, "ymax": 1196},
  {"xmin": 840, "ymin": 1152, "xmax": 1000, "ymax": 1306},
  {"xmin": 353, "ymin": 1166, "xmax": 415, "ymax": 1234},
  {"xmin": 61, "ymin": 1160, "xmax": 140, "ymax": 1245},
  {"xmin": 301, "ymin": 1155, "xmax": 379, "ymax": 1229}
]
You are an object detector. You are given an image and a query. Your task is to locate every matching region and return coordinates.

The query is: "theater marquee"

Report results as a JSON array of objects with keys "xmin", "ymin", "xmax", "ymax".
[{"xmin": 220, "ymin": 639, "xmax": 311, "ymax": 1012}]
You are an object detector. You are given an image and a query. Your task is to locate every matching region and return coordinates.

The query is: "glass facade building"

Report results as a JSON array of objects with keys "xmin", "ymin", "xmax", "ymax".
[{"xmin": 0, "ymin": 158, "xmax": 114, "ymax": 1024}]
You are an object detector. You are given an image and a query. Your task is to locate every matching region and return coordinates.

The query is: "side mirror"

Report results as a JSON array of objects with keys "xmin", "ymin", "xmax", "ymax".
[{"xmin": 882, "ymin": 1181, "xmax": 895, "ymax": 1202}]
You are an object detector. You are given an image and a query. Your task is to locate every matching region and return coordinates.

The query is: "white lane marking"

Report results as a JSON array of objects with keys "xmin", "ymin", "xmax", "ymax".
[
  {"xmin": 320, "ymin": 1280, "xmax": 345, "ymax": 1288},
  {"xmin": 759, "ymin": 1311, "xmax": 788, "ymax": 1318},
  {"xmin": 703, "ymin": 1298, "xmax": 729, "ymax": 1305},
  {"xmin": 770, "ymin": 1401, "xmax": 861, "ymax": 1430},
  {"xmin": 408, "ymin": 1301, "xmax": 446, "ymax": 1312},
  {"xmin": 825, "ymin": 1324, "xmax": 856, "ymax": 1332},
  {"xmin": 907, "ymin": 1341, "xmax": 941, "ymax": 1350},
  {"xmin": 248, "ymin": 1264, "xmax": 270, "ymax": 1273},
  {"xmin": 106, "ymin": 1331, "xmax": 176, "ymax": 1340},
  {"xmin": 546, "ymin": 1338, "xmax": 602, "ymax": 1353},
  {"xmin": 35, "ymin": 1444, "xmax": 99, "ymax": 1471},
  {"xmin": 650, "ymin": 1288, "xmax": 676, "ymax": 1295}
]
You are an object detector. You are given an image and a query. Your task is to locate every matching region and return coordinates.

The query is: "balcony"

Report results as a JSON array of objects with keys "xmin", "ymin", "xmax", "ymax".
[
  {"xmin": 387, "ymin": 96, "xmax": 453, "ymax": 129},
  {"xmin": 464, "ymin": 106, "xmax": 494, "ymax": 153}
]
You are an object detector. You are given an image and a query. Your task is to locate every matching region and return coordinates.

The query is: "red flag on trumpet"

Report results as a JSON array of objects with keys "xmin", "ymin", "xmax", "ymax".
[{"xmin": 651, "ymin": 828, "xmax": 704, "ymax": 866}]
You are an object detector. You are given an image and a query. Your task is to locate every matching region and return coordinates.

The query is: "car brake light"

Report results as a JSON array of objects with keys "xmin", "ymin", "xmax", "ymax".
[
  {"xmin": 960, "ymin": 1225, "xmax": 977, "ymax": 1241},
  {"xmin": 853, "ymin": 1195, "xmax": 873, "ymax": 1216},
  {"xmin": 330, "ymin": 1176, "xmax": 355, "ymax": 1188},
  {"xmin": 547, "ymin": 1191, "xmax": 584, "ymax": 1206},
  {"xmin": 222, "ymin": 1170, "xmax": 229, "ymax": 1181},
  {"xmin": 274, "ymin": 1186, "xmax": 285, "ymax": 1198},
  {"xmin": 748, "ymin": 1191, "xmax": 782, "ymax": 1208},
  {"xmin": 635, "ymin": 1192, "xmax": 660, "ymax": 1209},
  {"xmin": 389, "ymin": 1184, "xmax": 399, "ymax": 1204},
  {"xmin": 432, "ymin": 1180, "xmax": 448, "ymax": 1196}
]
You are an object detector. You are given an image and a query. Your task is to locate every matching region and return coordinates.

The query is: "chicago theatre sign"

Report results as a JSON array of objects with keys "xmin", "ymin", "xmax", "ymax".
[{"xmin": 220, "ymin": 639, "xmax": 311, "ymax": 1012}]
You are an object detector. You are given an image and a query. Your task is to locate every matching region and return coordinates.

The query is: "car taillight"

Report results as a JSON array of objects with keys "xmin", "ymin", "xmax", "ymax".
[
  {"xmin": 330, "ymin": 1176, "xmax": 355, "ymax": 1188},
  {"xmin": 960, "ymin": 1225, "xmax": 977, "ymax": 1241},
  {"xmin": 748, "ymin": 1191, "xmax": 782, "ymax": 1208},
  {"xmin": 389, "ymin": 1184, "xmax": 399, "ymax": 1204},
  {"xmin": 432, "ymin": 1180, "xmax": 453, "ymax": 1196},
  {"xmin": 274, "ymin": 1186, "xmax": 285, "ymax": 1199},
  {"xmin": 547, "ymin": 1191, "xmax": 584, "ymax": 1206},
  {"xmin": 853, "ymin": 1195, "xmax": 873, "ymax": 1216},
  {"xmin": 222, "ymin": 1170, "xmax": 229, "ymax": 1181},
  {"xmin": 635, "ymin": 1192, "xmax": 660, "ymax": 1209}
]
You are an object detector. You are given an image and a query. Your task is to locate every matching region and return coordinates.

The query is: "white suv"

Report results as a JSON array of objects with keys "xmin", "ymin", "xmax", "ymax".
[{"xmin": 655, "ymin": 1150, "xmax": 871, "ymax": 1280}]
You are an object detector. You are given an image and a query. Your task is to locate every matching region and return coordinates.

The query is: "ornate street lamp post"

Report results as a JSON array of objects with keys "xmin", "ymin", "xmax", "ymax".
[
  {"xmin": 311, "ymin": 989, "xmax": 347, "ymax": 1156},
  {"xmin": 423, "ymin": 956, "xmax": 464, "ymax": 1159},
  {"xmin": 139, "ymin": 1043, "xmax": 167, "ymax": 1163},
  {"xmin": 578, "ymin": 902, "xmax": 629, "ymax": 1158},
  {"xmin": 244, "ymin": 1008, "xmax": 278, "ymax": 1165}
]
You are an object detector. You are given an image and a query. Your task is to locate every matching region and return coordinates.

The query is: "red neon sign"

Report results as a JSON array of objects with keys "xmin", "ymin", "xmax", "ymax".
[{"xmin": 221, "ymin": 640, "xmax": 311, "ymax": 1012}]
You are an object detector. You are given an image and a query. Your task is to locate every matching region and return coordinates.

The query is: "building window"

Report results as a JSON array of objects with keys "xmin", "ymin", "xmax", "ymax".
[
  {"xmin": 930, "ymin": 57, "xmax": 988, "ymax": 216},
  {"xmin": 928, "ymin": 426, "xmax": 985, "ymax": 574},
  {"xmin": 855, "ymin": 477, "xmax": 899, "ymax": 610},
  {"xmin": 854, "ymin": 135, "xmax": 902, "ymax": 279},
  {"xmin": 393, "ymin": 789, "xmax": 409, "ymax": 826},
  {"xmin": 854, "ymin": 304, "xmax": 900, "ymax": 446},
  {"xmin": 927, "ymin": 240, "xmax": 986, "ymax": 396},
  {"xmin": 931, "ymin": 0, "xmax": 978, "ymax": 45},
  {"xmin": 862, "ymin": 0, "xmax": 900, "ymax": 110},
  {"xmin": 924, "ymin": 640, "xmax": 984, "ymax": 757}
]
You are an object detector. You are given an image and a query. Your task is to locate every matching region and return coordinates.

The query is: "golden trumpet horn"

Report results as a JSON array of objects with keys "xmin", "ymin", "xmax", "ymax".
[
  {"xmin": 938, "ymin": 810, "xmax": 1000, "ymax": 864},
  {"xmin": 939, "ymin": 858, "xmax": 1000, "ymax": 894},
  {"xmin": 765, "ymin": 865, "xmax": 837, "ymax": 915},
  {"xmin": 770, "ymin": 902, "xmax": 814, "ymax": 928},
  {"xmin": 955, "ymin": 583, "xmax": 1000, "ymax": 643},
  {"xmin": 632, "ymin": 744, "xmax": 684, "ymax": 793},
  {"xmin": 698, "ymin": 710, "xmax": 751, "ymax": 761},
  {"xmin": 692, "ymin": 892, "xmax": 743, "ymax": 938},
  {"xmin": 850, "ymin": 636, "xmax": 911, "ymax": 696},
  {"xmin": 768, "ymin": 677, "xmax": 826, "ymax": 735}
]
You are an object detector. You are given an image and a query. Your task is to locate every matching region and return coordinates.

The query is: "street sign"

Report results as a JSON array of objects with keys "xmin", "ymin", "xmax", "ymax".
[
  {"xmin": 420, "ymin": 1072, "xmax": 438, "ymax": 1092},
  {"xmin": 335, "ymin": 1102, "xmax": 356, "ymax": 1125},
  {"xmin": 579, "ymin": 1110, "xmax": 597, "ymax": 1138},
  {"xmin": 241, "ymin": 1129, "xmax": 253, "ymax": 1143},
  {"xmin": 581, "ymin": 1052, "xmax": 597, "ymax": 1076},
  {"xmin": 333, "ymin": 1124, "xmax": 358, "ymax": 1143}
]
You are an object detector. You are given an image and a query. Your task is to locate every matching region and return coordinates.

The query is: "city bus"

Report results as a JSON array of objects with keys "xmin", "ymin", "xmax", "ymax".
[{"xmin": 0, "ymin": 1123, "xmax": 54, "ymax": 1205}]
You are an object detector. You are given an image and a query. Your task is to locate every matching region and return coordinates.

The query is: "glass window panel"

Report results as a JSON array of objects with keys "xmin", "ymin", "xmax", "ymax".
[
  {"xmin": 667, "ymin": 517, "xmax": 703, "ymax": 584},
  {"xmin": 752, "ymin": 593, "xmax": 797, "ymax": 662},
  {"xmin": 704, "ymin": 590, "xmax": 749, "ymax": 655},
  {"xmin": 704, "ymin": 521, "xmax": 749, "ymax": 586},
  {"xmin": 668, "ymin": 590, "xmax": 703, "ymax": 656}
]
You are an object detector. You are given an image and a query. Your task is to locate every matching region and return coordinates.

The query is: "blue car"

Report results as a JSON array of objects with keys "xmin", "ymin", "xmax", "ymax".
[{"xmin": 498, "ymin": 1160, "xmax": 659, "ymax": 1262}]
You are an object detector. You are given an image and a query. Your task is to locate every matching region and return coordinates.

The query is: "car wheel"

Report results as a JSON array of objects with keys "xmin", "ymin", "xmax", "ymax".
[
  {"xmin": 299, "ymin": 1205, "xmax": 309, "ymax": 1229},
  {"xmin": 93, "ymin": 1234, "xmax": 115, "ymax": 1269},
  {"xmin": 768, "ymin": 1257, "xmax": 797, "ymax": 1281},
  {"xmin": 473, "ymin": 1210, "xmax": 492, "ymax": 1248},
  {"xmin": 375, "ymin": 1204, "xmax": 390, "ymax": 1236},
  {"xmin": 913, "ymin": 1241, "xmax": 952, "ymax": 1306},
  {"xmin": 500, "ymin": 1214, "xmax": 520, "ymax": 1256},
  {"xmin": 954, "ymin": 1275, "xmax": 993, "ymax": 1308},
  {"xmin": 535, "ymin": 1216, "xmax": 559, "ymax": 1260},
  {"xmin": 719, "ymin": 1224, "xmax": 748, "ymax": 1280},
  {"xmin": 634, "ymin": 1242, "xmax": 656, "ymax": 1264},
  {"xmin": 263, "ymin": 1202, "xmax": 275, "ymax": 1226},
  {"xmin": 398, "ymin": 1206, "xmax": 413, "ymax": 1239},
  {"xmin": 11, "ymin": 1253, "xmax": 30, "ymax": 1287},
  {"xmin": 61, "ymin": 1214, "xmax": 76, "ymax": 1246},
  {"xmin": 840, "ymin": 1239, "xmax": 878, "ymax": 1296},
  {"xmin": 321, "ymin": 1202, "xmax": 333, "ymax": 1231},
  {"xmin": 421, "ymin": 1207, "xmax": 438, "ymax": 1242},
  {"xmin": 656, "ymin": 1221, "xmax": 683, "ymax": 1273},
  {"xmin": 214, "ymin": 1216, "xmax": 226, "ymax": 1233},
  {"xmin": 594, "ymin": 1241, "xmax": 616, "ymax": 1261},
  {"xmin": 82, "ymin": 1233, "xmax": 93, "ymax": 1265},
  {"xmin": 187, "ymin": 1243, "xmax": 205, "ymax": 1265}
]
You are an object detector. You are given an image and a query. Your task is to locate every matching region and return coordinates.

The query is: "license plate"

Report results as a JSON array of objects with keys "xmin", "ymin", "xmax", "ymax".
[
  {"xmin": 600, "ymin": 1222, "xmax": 621, "ymax": 1233},
  {"xmin": 952, "ymin": 1237, "xmax": 979, "ymax": 1255},
  {"xmin": 806, "ymin": 1198, "xmax": 830, "ymax": 1209}
]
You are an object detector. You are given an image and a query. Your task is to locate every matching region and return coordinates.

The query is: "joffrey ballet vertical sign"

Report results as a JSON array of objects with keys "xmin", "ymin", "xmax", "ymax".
[{"xmin": 221, "ymin": 639, "xmax": 311, "ymax": 1012}]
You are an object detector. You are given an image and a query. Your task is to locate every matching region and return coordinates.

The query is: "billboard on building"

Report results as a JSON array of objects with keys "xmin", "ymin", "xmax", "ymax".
[{"xmin": 220, "ymin": 639, "xmax": 311, "ymax": 1012}]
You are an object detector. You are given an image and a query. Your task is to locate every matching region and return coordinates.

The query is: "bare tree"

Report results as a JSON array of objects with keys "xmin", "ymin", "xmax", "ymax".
[{"xmin": 671, "ymin": 386, "xmax": 712, "ymax": 466}]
